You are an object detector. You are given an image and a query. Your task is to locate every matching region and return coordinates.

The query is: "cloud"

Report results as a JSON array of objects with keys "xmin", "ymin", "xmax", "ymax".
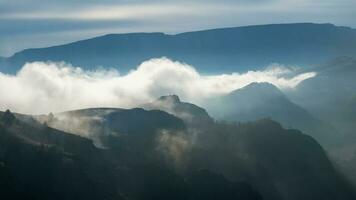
[
  {"xmin": 0, "ymin": 57, "xmax": 316, "ymax": 114},
  {"xmin": 38, "ymin": 109, "xmax": 117, "ymax": 148},
  {"xmin": 156, "ymin": 129, "xmax": 193, "ymax": 167}
]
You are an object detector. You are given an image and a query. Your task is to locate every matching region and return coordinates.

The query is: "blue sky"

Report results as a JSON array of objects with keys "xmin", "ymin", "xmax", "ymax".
[{"xmin": 0, "ymin": 0, "xmax": 355, "ymax": 56}]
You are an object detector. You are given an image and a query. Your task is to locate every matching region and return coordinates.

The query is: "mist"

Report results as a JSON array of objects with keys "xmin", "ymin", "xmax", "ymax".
[{"xmin": 0, "ymin": 57, "xmax": 316, "ymax": 114}]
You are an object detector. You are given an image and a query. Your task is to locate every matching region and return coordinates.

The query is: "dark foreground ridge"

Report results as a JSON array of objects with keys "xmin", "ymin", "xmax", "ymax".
[{"xmin": 1, "ymin": 104, "xmax": 355, "ymax": 200}]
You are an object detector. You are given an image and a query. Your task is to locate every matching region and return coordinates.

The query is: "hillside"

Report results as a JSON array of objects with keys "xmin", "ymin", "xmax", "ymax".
[
  {"xmin": 289, "ymin": 56, "xmax": 356, "ymax": 131},
  {"xmin": 1, "ymin": 107, "xmax": 355, "ymax": 200},
  {"xmin": 0, "ymin": 109, "xmax": 263, "ymax": 200}
]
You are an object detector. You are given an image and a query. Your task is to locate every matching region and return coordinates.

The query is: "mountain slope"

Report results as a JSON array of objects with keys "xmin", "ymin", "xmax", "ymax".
[
  {"xmin": 2, "ymin": 23, "xmax": 356, "ymax": 73},
  {"xmin": 0, "ymin": 110, "xmax": 122, "ymax": 200},
  {"xmin": 0, "ymin": 109, "xmax": 262, "ymax": 200},
  {"xmin": 288, "ymin": 56, "xmax": 356, "ymax": 135},
  {"xmin": 1, "ymin": 108, "xmax": 355, "ymax": 200},
  {"xmin": 187, "ymin": 119, "xmax": 356, "ymax": 200},
  {"xmin": 205, "ymin": 82, "xmax": 339, "ymax": 147},
  {"xmin": 287, "ymin": 56, "xmax": 356, "ymax": 186}
]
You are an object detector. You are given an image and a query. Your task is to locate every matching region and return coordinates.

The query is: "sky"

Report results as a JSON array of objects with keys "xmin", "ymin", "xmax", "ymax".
[{"xmin": 0, "ymin": 0, "xmax": 355, "ymax": 57}]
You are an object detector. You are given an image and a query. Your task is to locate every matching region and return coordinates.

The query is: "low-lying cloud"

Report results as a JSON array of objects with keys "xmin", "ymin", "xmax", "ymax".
[{"xmin": 0, "ymin": 57, "xmax": 316, "ymax": 114}]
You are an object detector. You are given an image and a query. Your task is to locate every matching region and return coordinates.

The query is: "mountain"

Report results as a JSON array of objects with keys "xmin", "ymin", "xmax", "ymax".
[
  {"xmin": 0, "ymin": 110, "xmax": 122, "ymax": 200},
  {"xmin": 288, "ymin": 56, "xmax": 356, "ymax": 135},
  {"xmin": 337, "ymin": 151, "xmax": 356, "ymax": 190},
  {"xmin": 287, "ymin": 57, "xmax": 356, "ymax": 186},
  {"xmin": 205, "ymin": 82, "xmax": 339, "ymax": 147},
  {"xmin": 0, "ymin": 109, "xmax": 262, "ymax": 200},
  {"xmin": 206, "ymin": 82, "xmax": 314, "ymax": 124},
  {"xmin": 1, "ymin": 107, "xmax": 356, "ymax": 200},
  {"xmin": 36, "ymin": 96, "xmax": 214, "ymax": 147},
  {"xmin": 187, "ymin": 119, "xmax": 356, "ymax": 200},
  {"xmin": 2, "ymin": 23, "xmax": 356, "ymax": 74},
  {"xmin": 345, "ymin": 96, "xmax": 356, "ymax": 124}
]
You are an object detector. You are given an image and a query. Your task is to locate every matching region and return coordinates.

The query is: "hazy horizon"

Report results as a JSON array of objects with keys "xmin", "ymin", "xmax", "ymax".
[
  {"xmin": 2, "ymin": 22, "xmax": 353, "ymax": 57},
  {"xmin": 1, "ymin": 0, "xmax": 356, "ymax": 56}
]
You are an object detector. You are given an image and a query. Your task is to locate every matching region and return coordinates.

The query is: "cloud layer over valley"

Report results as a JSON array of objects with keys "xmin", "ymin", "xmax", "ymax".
[{"xmin": 0, "ymin": 57, "xmax": 316, "ymax": 114}]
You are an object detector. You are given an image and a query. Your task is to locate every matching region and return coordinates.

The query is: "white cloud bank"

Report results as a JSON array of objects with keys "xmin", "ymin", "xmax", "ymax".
[{"xmin": 0, "ymin": 57, "xmax": 316, "ymax": 114}]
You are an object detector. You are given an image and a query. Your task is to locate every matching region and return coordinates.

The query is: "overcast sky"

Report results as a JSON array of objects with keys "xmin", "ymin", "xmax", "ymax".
[{"xmin": 0, "ymin": 0, "xmax": 355, "ymax": 57}]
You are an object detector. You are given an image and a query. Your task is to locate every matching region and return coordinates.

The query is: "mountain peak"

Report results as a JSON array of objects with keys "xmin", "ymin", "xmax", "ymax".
[
  {"xmin": 230, "ymin": 82, "xmax": 283, "ymax": 98},
  {"xmin": 244, "ymin": 82, "xmax": 278, "ymax": 89},
  {"xmin": 158, "ymin": 95, "xmax": 181, "ymax": 104}
]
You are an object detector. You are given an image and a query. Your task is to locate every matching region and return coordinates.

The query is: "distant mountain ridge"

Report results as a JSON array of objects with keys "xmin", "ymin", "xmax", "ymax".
[
  {"xmin": 289, "ymin": 56, "xmax": 356, "ymax": 134},
  {"xmin": 205, "ymin": 82, "xmax": 340, "ymax": 147},
  {"xmin": 207, "ymin": 82, "xmax": 315, "ymax": 123},
  {"xmin": 1, "ymin": 23, "xmax": 356, "ymax": 73}
]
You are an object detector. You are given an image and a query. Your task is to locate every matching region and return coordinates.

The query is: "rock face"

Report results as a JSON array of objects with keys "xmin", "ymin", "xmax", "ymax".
[{"xmin": 2, "ymin": 23, "xmax": 356, "ymax": 74}]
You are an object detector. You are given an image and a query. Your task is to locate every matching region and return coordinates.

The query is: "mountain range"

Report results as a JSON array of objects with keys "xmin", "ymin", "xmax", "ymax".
[{"xmin": 1, "ymin": 23, "xmax": 356, "ymax": 74}]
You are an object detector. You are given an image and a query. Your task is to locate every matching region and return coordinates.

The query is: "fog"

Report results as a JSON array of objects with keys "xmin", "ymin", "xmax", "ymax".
[{"xmin": 0, "ymin": 57, "xmax": 316, "ymax": 114}]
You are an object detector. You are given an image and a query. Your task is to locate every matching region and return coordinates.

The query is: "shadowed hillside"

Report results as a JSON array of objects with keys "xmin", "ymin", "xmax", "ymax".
[
  {"xmin": 3, "ymin": 97, "xmax": 354, "ymax": 200},
  {"xmin": 0, "ymin": 109, "xmax": 263, "ymax": 200}
]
